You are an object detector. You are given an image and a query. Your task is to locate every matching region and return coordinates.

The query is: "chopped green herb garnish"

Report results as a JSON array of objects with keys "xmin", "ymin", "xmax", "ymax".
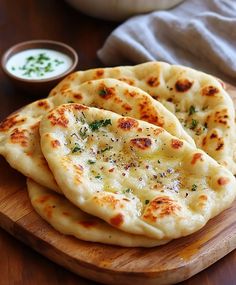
[
  {"xmin": 67, "ymin": 100, "xmax": 74, "ymax": 103},
  {"xmin": 88, "ymin": 160, "xmax": 96, "ymax": 164},
  {"xmin": 191, "ymin": 184, "xmax": 197, "ymax": 191},
  {"xmin": 145, "ymin": 200, "xmax": 150, "ymax": 205},
  {"xmin": 79, "ymin": 127, "xmax": 88, "ymax": 139},
  {"xmin": 99, "ymin": 89, "xmax": 108, "ymax": 97},
  {"xmin": 54, "ymin": 59, "xmax": 64, "ymax": 66},
  {"xmin": 124, "ymin": 188, "xmax": 131, "ymax": 193},
  {"xmin": 190, "ymin": 119, "xmax": 198, "ymax": 130},
  {"xmin": 44, "ymin": 62, "xmax": 53, "ymax": 72},
  {"xmin": 101, "ymin": 146, "xmax": 113, "ymax": 153},
  {"xmin": 157, "ymin": 160, "xmax": 161, "ymax": 164},
  {"xmin": 95, "ymin": 175, "xmax": 102, "ymax": 179},
  {"xmin": 89, "ymin": 119, "xmax": 112, "ymax": 131},
  {"xmin": 72, "ymin": 143, "xmax": 82, "ymax": 153},
  {"xmin": 78, "ymin": 116, "xmax": 85, "ymax": 124},
  {"xmin": 26, "ymin": 56, "xmax": 35, "ymax": 62},
  {"xmin": 71, "ymin": 132, "xmax": 79, "ymax": 140},
  {"xmin": 189, "ymin": 105, "xmax": 196, "ymax": 115}
]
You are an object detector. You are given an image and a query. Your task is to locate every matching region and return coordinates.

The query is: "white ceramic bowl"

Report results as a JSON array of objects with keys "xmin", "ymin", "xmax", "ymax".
[{"xmin": 65, "ymin": 0, "xmax": 185, "ymax": 21}]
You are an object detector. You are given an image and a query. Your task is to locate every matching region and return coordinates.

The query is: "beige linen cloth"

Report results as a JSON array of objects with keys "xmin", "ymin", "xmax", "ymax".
[{"xmin": 97, "ymin": 0, "xmax": 236, "ymax": 83}]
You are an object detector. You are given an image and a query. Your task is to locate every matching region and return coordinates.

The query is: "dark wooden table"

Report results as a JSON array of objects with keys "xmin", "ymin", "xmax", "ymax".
[{"xmin": 0, "ymin": 1, "xmax": 235, "ymax": 284}]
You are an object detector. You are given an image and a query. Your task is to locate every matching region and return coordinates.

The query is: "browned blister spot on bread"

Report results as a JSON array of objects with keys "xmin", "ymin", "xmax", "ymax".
[
  {"xmin": 73, "ymin": 92, "xmax": 83, "ymax": 100},
  {"xmin": 79, "ymin": 220, "xmax": 98, "ymax": 228},
  {"xmin": 154, "ymin": 128, "xmax": 164, "ymax": 136},
  {"xmin": 47, "ymin": 104, "xmax": 87, "ymax": 128},
  {"xmin": 73, "ymin": 104, "xmax": 89, "ymax": 111},
  {"xmin": 199, "ymin": 195, "xmax": 208, "ymax": 201},
  {"xmin": 210, "ymin": 132, "xmax": 218, "ymax": 139},
  {"xmin": 93, "ymin": 195, "xmax": 121, "ymax": 210},
  {"xmin": 216, "ymin": 138, "xmax": 224, "ymax": 151},
  {"xmin": 191, "ymin": 153, "xmax": 203, "ymax": 165},
  {"xmin": 121, "ymin": 103, "xmax": 132, "ymax": 111},
  {"xmin": 44, "ymin": 205, "xmax": 54, "ymax": 219},
  {"xmin": 130, "ymin": 138, "xmax": 152, "ymax": 150},
  {"xmin": 95, "ymin": 69, "xmax": 104, "ymax": 77},
  {"xmin": 98, "ymin": 83, "xmax": 116, "ymax": 99},
  {"xmin": 213, "ymin": 109, "xmax": 229, "ymax": 126},
  {"xmin": 51, "ymin": 139, "xmax": 61, "ymax": 148},
  {"xmin": 217, "ymin": 177, "xmax": 230, "ymax": 186},
  {"xmin": 10, "ymin": 128, "xmax": 28, "ymax": 147},
  {"xmin": 175, "ymin": 79, "xmax": 193, "ymax": 92},
  {"xmin": 37, "ymin": 100, "xmax": 50, "ymax": 110},
  {"xmin": 0, "ymin": 114, "xmax": 26, "ymax": 132},
  {"xmin": 35, "ymin": 195, "xmax": 51, "ymax": 204},
  {"xmin": 48, "ymin": 109, "xmax": 69, "ymax": 128},
  {"xmin": 66, "ymin": 73, "xmax": 76, "ymax": 81},
  {"xmin": 50, "ymin": 90, "xmax": 57, "ymax": 96},
  {"xmin": 125, "ymin": 90, "xmax": 138, "ymax": 98},
  {"xmin": 60, "ymin": 83, "xmax": 70, "ymax": 93},
  {"xmin": 110, "ymin": 213, "xmax": 124, "ymax": 227},
  {"xmin": 198, "ymin": 195, "xmax": 208, "ymax": 209},
  {"xmin": 139, "ymin": 98, "xmax": 164, "ymax": 127},
  {"xmin": 117, "ymin": 118, "xmax": 138, "ymax": 131},
  {"xmin": 202, "ymin": 136, "xmax": 207, "ymax": 146},
  {"xmin": 171, "ymin": 139, "xmax": 183, "ymax": 149},
  {"xmin": 143, "ymin": 196, "xmax": 181, "ymax": 222},
  {"xmin": 30, "ymin": 122, "xmax": 40, "ymax": 130},
  {"xmin": 147, "ymin": 76, "xmax": 160, "ymax": 87},
  {"xmin": 202, "ymin": 85, "xmax": 219, "ymax": 96},
  {"xmin": 119, "ymin": 77, "xmax": 135, "ymax": 86}
]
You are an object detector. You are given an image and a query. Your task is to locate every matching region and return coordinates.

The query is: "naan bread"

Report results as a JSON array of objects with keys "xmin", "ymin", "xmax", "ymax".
[
  {"xmin": 27, "ymin": 179, "xmax": 169, "ymax": 247},
  {"xmin": 49, "ymin": 62, "xmax": 236, "ymax": 174},
  {"xmin": 0, "ymin": 79, "xmax": 193, "ymax": 192},
  {"xmin": 40, "ymin": 103, "xmax": 236, "ymax": 239}
]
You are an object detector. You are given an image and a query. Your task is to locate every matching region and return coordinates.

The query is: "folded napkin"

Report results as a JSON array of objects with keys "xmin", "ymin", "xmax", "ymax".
[{"xmin": 97, "ymin": 0, "xmax": 236, "ymax": 83}]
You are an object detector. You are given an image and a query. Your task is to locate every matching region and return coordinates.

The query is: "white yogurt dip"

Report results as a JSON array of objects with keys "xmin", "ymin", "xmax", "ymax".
[{"xmin": 6, "ymin": 48, "xmax": 73, "ymax": 80}]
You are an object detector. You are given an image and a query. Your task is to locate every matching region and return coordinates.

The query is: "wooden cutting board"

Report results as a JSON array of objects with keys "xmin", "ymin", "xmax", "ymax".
[{"xmin": 0, "ymin": 84, "xmax": 236, "ymax": 285}]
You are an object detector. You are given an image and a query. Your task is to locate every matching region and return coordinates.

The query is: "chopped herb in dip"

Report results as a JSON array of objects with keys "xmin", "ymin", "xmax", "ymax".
[{"xmin": 6, "ymin": 49, "xmax": 72, "ymax": 80}]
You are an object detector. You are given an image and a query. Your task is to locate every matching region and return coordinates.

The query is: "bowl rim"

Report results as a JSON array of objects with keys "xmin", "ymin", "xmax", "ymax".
[{"xmin": 1, "ymin": 39, "xmax": 78, "ymax": 83}]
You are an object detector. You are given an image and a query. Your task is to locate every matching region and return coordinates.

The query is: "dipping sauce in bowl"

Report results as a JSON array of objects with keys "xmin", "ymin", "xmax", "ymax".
[
  {"xmin": 1, "ymin": 40, "xmax": 78, "ymax": 96},
  {"xmin": 6, "ymin": 49, "xmax": 73, "ymax": 80}
]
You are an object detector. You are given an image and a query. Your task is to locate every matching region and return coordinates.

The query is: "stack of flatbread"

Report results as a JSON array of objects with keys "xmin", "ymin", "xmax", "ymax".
[{"xmin": 1, "ymin": 61, "xmax": 236, "ymax": 247}]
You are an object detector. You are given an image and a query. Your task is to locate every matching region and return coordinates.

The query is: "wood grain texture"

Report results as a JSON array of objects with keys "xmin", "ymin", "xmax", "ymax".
[{"xmin": 0, "ymin": 86, "xmax": 236, "ymax": 285}]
